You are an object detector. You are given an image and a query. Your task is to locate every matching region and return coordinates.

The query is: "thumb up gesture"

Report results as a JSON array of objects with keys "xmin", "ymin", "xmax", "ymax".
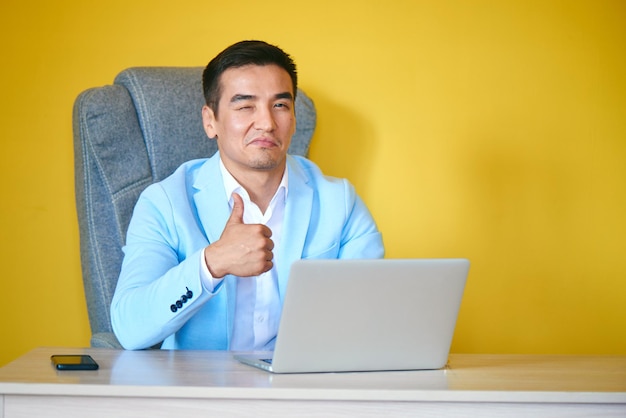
[{"xmin": 204, "ymin": 193, "xmax": 274, "ymax": 278}]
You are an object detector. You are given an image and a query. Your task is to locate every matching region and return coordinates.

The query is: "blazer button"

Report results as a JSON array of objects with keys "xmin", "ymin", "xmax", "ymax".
[
  {"xmin": 176, "ymin": 300, "xmax": 183, "ymax": 308},
  {"xmin": 170, "ymin": 304, "xmax": 178, "ymax": 313},
  {"xmin": 181, "ymin": 294, "xmax": 188, "ymax": 303},
  {"xmin": 186, "ymin": 287, "xmax": 193, "ymax": 299}
]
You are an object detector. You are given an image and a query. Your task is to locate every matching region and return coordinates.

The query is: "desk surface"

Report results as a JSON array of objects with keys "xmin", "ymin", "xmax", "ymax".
[{"xmin": 1, "ymin": 347, "xmax": 625, "ymax": 405}]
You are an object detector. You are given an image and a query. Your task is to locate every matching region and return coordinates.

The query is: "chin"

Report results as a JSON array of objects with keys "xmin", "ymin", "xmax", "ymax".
[{"xmin": 249, "ymin": 153, "xmax": 286, "ymax": 171}]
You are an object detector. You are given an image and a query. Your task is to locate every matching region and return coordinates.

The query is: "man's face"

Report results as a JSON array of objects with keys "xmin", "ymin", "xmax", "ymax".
[{"xmin": 202, "ymin": 64, "xmax": 296, "ymax": 177}]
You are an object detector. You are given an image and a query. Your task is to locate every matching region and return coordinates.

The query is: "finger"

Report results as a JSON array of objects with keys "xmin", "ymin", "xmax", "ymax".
[
  {"xmin": 262, "ymin": 225, "xmax": 273, "ymax": 238},
  {"xmin": 263, "ymin": 260, "xmax": 274, "ymax": 274},
  {"xmin": 226, "ymin": 193, "xmax": 245, "ymax": 225}
]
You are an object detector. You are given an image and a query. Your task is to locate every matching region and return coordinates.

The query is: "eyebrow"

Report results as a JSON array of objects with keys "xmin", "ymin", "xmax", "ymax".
[
  {"xmin": 230, "ymin": 94, "xmax": 254, "ymax": 103},
  {"xmin": 229, "ymin": 92, "xmax": 294, "ymax": 103},
  {"xmin": 275, "ymin": 92, "xmax": 294, "ymax": 101}
]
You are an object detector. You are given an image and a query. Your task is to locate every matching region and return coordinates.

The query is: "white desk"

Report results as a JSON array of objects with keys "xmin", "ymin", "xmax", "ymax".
[{"xmin": 1, "ymin": 347, "xmax": 624, "ymax": 417}]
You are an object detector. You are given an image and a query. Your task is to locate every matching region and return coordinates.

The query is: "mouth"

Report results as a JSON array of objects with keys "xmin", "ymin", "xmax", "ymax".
[{"xmin": 248, "ymin": 137, "xmax": 280, "ymax": 148}]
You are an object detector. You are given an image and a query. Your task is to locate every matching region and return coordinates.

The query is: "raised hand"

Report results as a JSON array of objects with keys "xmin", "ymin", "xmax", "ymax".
[{"xmin": 203, "ymin": 193, "xmax": 274, "ymax": 278}]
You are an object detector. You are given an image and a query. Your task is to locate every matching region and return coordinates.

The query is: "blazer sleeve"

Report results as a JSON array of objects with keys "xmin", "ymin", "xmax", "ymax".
[
  {"xmin": 110, "ymin": 182, "xmax": 220, "ymax": 350},
  {"xmin": 337, "ymin": 179, "xmax": 385, "ymax": 259}
]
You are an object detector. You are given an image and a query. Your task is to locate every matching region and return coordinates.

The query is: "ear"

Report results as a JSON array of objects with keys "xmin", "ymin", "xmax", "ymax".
[{"xmin": 201, "ymin": 105, "xmax": 218, "ymax": 139}]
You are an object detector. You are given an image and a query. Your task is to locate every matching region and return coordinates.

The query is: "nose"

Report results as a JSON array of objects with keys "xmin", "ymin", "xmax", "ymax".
[{"xmin": 254, "ymin": 105, "xmax": 277, "ymax": 132}]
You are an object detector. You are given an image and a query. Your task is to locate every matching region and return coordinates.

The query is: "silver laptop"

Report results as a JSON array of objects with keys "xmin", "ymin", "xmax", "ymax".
[{"xmin": 234, "ymin": 258, "xmax": 469, "ymax": 373}]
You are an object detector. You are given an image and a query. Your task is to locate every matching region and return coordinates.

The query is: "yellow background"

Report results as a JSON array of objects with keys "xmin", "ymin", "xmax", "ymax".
[{"xmin": 1, "ymin": 0, "xmax": 624, "ymax": 366}]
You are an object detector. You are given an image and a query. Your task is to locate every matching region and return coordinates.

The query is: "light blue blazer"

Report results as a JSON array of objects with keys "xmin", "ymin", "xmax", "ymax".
[{"xmin": 111, "ymin": 153, "xmax": 384, "ymax": 350}]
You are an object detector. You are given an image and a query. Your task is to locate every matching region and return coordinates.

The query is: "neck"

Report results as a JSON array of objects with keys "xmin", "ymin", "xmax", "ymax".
[{"xmin": 226, "ymin": 163, "xmax": 285, "ymax": 213}]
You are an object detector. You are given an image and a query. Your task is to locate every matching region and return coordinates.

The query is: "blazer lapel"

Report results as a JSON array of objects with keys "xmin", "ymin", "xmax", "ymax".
[
  {"xmin": 191, "ymin": 153, "xmax": 237, "ymax": 343},
  {"xmin": 276, "ymin": 156, "xmax": 313, "ymax": 302},
  {"xmin": 192, "ymin": 154, "xmax": 230, "ymax": 244}
]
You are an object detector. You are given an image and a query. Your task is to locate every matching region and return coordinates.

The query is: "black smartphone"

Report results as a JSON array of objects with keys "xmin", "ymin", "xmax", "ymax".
[{"xmin": 51, "ymin": 354, "xmax": 99, "ymax": 370}]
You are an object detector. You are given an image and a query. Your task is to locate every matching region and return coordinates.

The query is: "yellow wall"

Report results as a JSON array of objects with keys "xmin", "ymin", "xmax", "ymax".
[{"xmin": 1, "ymin": 0, "xmax": 624, "ymax": 366}]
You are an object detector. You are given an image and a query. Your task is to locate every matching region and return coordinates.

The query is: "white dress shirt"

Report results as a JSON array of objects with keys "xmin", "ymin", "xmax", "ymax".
[{"xmin": 199, "ymin": 160, "xmax": 287, "ymax": 350}]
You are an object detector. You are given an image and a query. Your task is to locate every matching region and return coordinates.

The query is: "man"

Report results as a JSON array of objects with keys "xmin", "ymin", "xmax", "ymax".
[{"xmin": 111, "ymin": 40, "xmax": 384, "ymax": 350}]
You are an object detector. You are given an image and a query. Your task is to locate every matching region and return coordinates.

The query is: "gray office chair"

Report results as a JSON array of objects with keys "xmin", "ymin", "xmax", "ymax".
[{"xmin": 73, "ymin": 67, "xmax": 316, "ymax": 348}]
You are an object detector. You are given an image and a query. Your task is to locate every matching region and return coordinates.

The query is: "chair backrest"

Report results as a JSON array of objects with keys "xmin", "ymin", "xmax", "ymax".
[{"xmin": 73, "ymin": 67, "xmax": 316, "ymax": 348}]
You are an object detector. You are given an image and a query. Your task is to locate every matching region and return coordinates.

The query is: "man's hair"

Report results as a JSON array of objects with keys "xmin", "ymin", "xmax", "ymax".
[{"xmin": 202, "ymin": 40, "xmax": 298, "ymax": 116}]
